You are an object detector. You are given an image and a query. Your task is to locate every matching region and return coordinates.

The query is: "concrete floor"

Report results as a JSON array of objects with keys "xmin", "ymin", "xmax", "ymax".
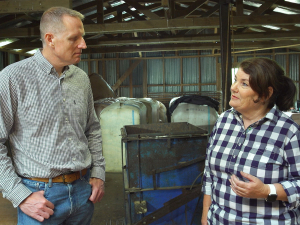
[{"xmin": 0, "ymin": 173, "xmax": 125, "ymax": 225}]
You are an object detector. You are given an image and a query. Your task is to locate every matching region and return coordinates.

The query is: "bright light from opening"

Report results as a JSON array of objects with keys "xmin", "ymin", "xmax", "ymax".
[
  {"xmin": 262, "ymin": 25, "xmax": 281, "ymax": 30},
  {"xmin": 26, "ymin": 49, "xmax": 38, "ymax": 54},
  {"xmin": 232, "ymin": 68, "xmax": 239, "ymax": 84},
  {"xmin": 111, "ymin": 0, "xmax": 124, "ymax": 7},
  {"xmin": 0, "ymin": 40, "xmax": 13, "ymax": 47}
]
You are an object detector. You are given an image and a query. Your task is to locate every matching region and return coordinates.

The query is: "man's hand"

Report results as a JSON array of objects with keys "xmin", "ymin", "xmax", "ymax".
[
  {"xmin": 89, "ymin": 178, "xmax": 105, "ymax": 203},
  {"xmin": 19, "ymin": 191, "xmax": 54, "ymax": 222}
]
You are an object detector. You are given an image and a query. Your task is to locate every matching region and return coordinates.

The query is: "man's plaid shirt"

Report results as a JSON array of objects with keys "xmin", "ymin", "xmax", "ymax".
[{"xmin": 0, "ymin": 50, "xmax": 105, "ymax": 207}]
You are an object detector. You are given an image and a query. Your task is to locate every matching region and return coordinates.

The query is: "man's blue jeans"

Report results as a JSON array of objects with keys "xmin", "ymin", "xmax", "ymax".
[{"xmin": 17, "ymin": 170, "xmax": 94, "ymax": 225}]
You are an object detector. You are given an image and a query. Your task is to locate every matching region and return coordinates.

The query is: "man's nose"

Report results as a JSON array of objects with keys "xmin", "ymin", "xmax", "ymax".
[{"xmin": 79, "ymin": 38, "xmax": 87, "ymax": 49}]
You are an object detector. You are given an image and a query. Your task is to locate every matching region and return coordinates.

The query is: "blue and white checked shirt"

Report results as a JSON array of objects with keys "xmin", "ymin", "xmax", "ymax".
[
  {"xmin": 203, "ymin": 105, "xmax": 300, "ymax": 224},
  {"xmin": 0, "ymin": 50, "xmax": 105, "ymax": 207}
]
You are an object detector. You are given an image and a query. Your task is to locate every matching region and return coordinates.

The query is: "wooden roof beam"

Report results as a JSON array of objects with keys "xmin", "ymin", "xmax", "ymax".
[
  {"xmin": 270, "ymin": 0, "xmax": 300, "ymax": 11},
  {"xmin": 235, "ymin": 0, "xmax": 244, "ymax": 16},
  {"xmin": 251, "ymin": 0, "xmax": 280, "ymax": 16},
  {"xmin": 84, "ymin": 15, "xmax": 300, "ymax": 34},
  {"xmin": 0, "ymin": 0, "xmax": 71, "ymax": 14},
  {"xmin": 82, "ymin": 40, "xmax": 300, "ymax": 54},
  {"xmin": 97, "ymin": 0, "xmax": 104, "ymax": 24},
  {"xmin": 73, "ymin": 1, "xmax": 97, "ymax": 12},
  {"xmin": 176, "ymin": 0, "xmax": 208, "ymax": 18},
  {"xmin": 1, "ymin": 14, "xmax": 300, "ymax": 38},
  {"xmin": 5, "ymin": 29, "xmax": 300, "ymax": 49},
  {"xmin": 236, "ymin": 0, "xmax": 280, "ymax": 33}
]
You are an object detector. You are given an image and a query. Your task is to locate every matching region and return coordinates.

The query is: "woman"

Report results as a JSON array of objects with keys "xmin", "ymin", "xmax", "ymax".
[{"xmin": 202, "ymin": 57, "xmax": 300, "ymax": 224}]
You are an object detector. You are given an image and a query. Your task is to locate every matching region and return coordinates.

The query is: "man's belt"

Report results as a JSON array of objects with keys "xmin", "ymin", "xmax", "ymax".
[{"xmin": 27, "ymin": 168, "xmax": 88, "ymax": 184}]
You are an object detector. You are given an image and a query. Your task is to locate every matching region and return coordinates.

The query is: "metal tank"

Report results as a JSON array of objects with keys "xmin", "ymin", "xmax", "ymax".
[{"xmin": 121, "ymin": 122, "xmax": 208, "ymax": 225}]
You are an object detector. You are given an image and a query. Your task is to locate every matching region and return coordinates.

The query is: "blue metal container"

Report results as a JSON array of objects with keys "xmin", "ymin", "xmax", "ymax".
[{"xmin": 121, "ymin": 122, "xmax": 208, "ymax": 225}]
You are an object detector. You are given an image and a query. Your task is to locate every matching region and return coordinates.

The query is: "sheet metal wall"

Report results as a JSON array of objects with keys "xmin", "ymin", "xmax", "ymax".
[
  {"xmin": 201, "ymin": 56, "xmax": 217, "ymax": 91},
  {"xmin": 289, "ymin": 54, "xmax": 300, "ymax": 99},
  {"xmin": 1, "ymin": 49, "xmax": 300, "ymax": 100},
  {"xmin": 165, "ymin": 58, "xmax": 181, "ymax": 93},
  {"xmin": 147, "ymin": 58, "xmax": 163, "ymax": 94}
]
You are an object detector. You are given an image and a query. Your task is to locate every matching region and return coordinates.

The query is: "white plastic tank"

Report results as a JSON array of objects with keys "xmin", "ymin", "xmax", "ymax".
[
  {"xmin": 157, "ymin": 100, "xmax": 168, "ymax": 123},
  {"xmin": 171, "ymin": 103, "xmax": 218, "ymax": 134},
  {"xmin": 94, "ymin": 98, "xmax": 118, "ymax": 120},
  {"xmin": 100, "ymin": 99, "xmax": 147, "ymax": 172},
  {"xmin": 137, "ymin": 98, "xmax": 160, "ymax": 124}
]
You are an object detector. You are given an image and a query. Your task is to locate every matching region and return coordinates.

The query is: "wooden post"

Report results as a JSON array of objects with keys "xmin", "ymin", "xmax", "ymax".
[
  {"xmin": 96, "ymin": 0, "xmax": 104, "ymax": 24},
  {"xmin": 219, "ymin": 0, "xmax": 232, "ymax": 111}
]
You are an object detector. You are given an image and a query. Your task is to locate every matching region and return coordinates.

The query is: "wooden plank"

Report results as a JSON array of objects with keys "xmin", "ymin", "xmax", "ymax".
[
  {"xmin": 4, "ymin": 29, "xmax": 300, "ymax": 46},
  {"xmin": 112, "ymin": 59, "xmax": 142, "ymax": 91},
  {"xmin": 82, "ymin": 40, "xmax": 300, "ymax": 54},
  {"xmin": 0, "ymin": 0, "xmax": 71, "ymax": 14},
  {"xmin": 84, "ymin": 15, "xmax": 300, "ymax": 34},
  {"xmin": 1, "ymin": 14, "xmax": 299, "ymax": 38},
  {"xmin": 87, "ymin": 30, "xmax": 300, "ymax": 46}
]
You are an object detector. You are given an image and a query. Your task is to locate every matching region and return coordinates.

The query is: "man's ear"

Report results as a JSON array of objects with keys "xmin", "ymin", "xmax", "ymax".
[{"xmin": 44, "ymin": 33, "xmax": 54, "ymax": 47}]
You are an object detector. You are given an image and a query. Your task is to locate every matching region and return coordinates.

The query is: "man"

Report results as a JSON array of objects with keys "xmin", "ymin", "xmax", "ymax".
[{"xmin": 0, "ymin": 7, "xmax": 105, "ymax": 224}]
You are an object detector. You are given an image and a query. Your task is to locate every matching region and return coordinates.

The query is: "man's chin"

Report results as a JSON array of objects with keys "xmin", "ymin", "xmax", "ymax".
[{"xmin": 73, "ymin": 58, "xmax": 81, "ymax": 64}]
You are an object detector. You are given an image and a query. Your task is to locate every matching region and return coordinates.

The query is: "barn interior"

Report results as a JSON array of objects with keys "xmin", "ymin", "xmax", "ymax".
[{"xmin": 1, "ymin": 0, "xmax": 300, "ymax": 224}]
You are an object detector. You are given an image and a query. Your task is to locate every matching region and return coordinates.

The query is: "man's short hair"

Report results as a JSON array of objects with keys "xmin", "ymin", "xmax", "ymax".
[{"xmin": 40, "ymin": 7, "xmax": 84, "ymax": 45}]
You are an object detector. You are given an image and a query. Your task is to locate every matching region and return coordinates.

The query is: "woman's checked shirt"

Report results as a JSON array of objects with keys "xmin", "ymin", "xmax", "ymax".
[{"xmin": 203, "ymin": 105, "xmax": 300, "ymax": 224}]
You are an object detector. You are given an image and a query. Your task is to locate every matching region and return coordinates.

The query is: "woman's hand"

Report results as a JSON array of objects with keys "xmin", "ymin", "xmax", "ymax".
[
  {"xmin": 201, "ymin": 194, "xmax": 211, "ymax": 225},
  {"xmin": 229, "ymin": 171, "xmax": 269, "ymax": 199}
]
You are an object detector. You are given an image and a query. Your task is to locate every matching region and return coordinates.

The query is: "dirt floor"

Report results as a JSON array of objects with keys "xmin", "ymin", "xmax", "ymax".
[{"xmin": 0, "ymin": 173, "xmax": 125, "ymax": 225}]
